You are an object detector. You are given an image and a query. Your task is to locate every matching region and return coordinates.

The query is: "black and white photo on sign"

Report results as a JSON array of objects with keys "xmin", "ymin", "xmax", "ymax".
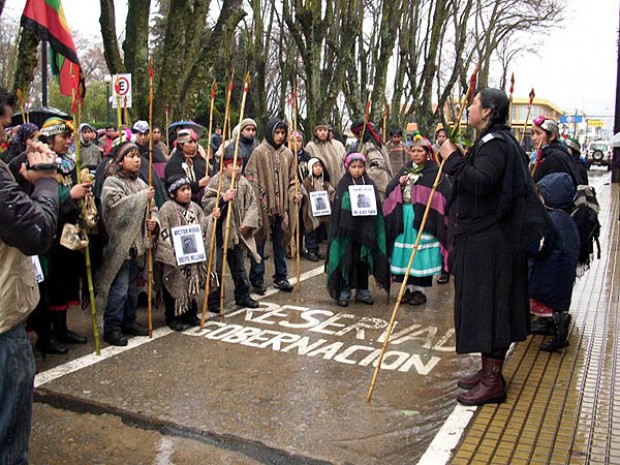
[
  {"xmin": 310, "ymin": 190, "xmax": 331, "ymax": 217},
  {"xmin": 348, "ymin": 185, "xmax": 377, "ymax": 216},
  {"xmin": 171, "ymin": 224, "xmax": 207, "ymax": 266}
]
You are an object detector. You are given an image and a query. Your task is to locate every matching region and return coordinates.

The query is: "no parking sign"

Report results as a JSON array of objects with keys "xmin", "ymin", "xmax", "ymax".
[{"xmin": 111, "ymin": 73, "xmax": 132, "ymax": 108}]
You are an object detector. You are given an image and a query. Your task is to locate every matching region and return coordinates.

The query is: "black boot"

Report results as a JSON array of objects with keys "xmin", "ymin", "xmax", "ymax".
[
  {"xmin": 541, "ymin": 312, "xmax": 571, "ymax": 352},
  {"xmin": 530, "ymin": 315, "xmax": 554, "ymax": 335},
  {"xmin": 52, "ymin": 311, "xmax": 87, "ymax": 344},
  {"xmin": 35, "ymin": 335, "xmax": 68, "ymax": 357}
]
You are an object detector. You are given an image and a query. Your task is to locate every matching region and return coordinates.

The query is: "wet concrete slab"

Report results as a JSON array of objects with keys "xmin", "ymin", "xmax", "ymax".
[
  {"xmin": 34, "ymin": 267, "xmax": 475, "ymax": 465},
  {"xmin": 31, "ymin": 403, "xmax": 264, "ymax": 465}
]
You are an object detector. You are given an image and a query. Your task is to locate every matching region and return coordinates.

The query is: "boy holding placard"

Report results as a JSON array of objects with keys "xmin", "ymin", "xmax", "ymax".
[
  {"xmin": 156, "ymin": 176, "xmax": 209, "ymax": 331},
  {"xmin": 301, "ymin": 157, "xmax": 334, "ymax": 262}
]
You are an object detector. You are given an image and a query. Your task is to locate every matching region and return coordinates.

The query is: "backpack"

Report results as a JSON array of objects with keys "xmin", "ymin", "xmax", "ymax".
[{"xmin": 571, "ymin": 185, "xmax": 601, "ymax": 273}]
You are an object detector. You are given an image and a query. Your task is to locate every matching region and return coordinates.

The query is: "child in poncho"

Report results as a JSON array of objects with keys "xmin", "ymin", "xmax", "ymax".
[
  {"xmin": 156, "ymin": 176, "xmax": 209, "ymax": 331},
  {"xmin": 97, "ymin": 142, "xmax": 159, "ymax": 346},
  {"xmin": 202, "ymin": 152, "xmax": 260, "ymax": 310},
  {"xmin": 301, "ymin": 157, "xmax": 334, "ymax": 262},
  {"xmin": 383, "ymin": 134, "xmax": 450, "ymax": 306},
  {"xmin": 326, "ymin": 153, "xmax": 390, "ymax": 307}
]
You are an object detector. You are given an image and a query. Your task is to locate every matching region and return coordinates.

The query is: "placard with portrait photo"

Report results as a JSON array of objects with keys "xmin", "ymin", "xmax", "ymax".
[
  {"xmin": 310, "ymin": 190, "xmax": 331, "ymax": 217},
  {"xmin": 348, "ymin": 185, "xmax": 377, "ymax": 216},
  {"xmin": 171, "ymin": 224, "xmax": 206, "ymax": 266}
]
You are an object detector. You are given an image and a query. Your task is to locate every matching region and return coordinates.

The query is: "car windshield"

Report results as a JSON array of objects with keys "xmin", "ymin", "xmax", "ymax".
[{"xmin": 591, "ymin": 143, "xmax": 608, "ymax": 151}]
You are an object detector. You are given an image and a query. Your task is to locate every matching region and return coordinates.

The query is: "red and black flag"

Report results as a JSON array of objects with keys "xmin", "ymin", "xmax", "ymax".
[{"xmin": 21, "ymin": 0, "xmax": 85, "ymax": 99}]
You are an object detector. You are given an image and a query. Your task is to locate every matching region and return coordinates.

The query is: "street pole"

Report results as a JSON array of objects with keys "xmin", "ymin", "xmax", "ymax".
[
  {"xmin": 105, "ymin": 75, "xmax": 111, "ymax": 126},
  {"xmin": 612, "ymin": 5, "xmax": 620, "ymax": 183}
]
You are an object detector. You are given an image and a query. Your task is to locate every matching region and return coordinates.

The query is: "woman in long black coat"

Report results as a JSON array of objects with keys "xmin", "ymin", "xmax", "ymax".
[{"xmin": 439, "ymin": 88, "xmax": 548, "ymax": 406}]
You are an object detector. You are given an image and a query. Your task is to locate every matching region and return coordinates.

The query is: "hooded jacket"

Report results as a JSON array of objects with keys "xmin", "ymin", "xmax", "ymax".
[{"xmin": 529, "ymin": 172, "xmax": 580, "ymax": 311}]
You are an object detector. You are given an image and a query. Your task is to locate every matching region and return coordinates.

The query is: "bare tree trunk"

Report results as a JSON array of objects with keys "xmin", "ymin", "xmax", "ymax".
[
  {"xmin": 123, "ymin": 0, "xmax": 152, "ymax": 118},
  {"xmin": 99, "ymin": 0, "xmax": 125, "ymax": 75}
]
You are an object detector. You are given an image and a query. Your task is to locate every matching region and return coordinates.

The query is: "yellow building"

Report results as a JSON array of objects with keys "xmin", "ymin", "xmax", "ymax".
[{"xmin": 510, "ymin": 97, "xmax": 564, "ymax": 147}]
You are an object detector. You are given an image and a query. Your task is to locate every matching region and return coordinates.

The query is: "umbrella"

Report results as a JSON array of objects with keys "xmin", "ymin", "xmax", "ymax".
[
  {"xmin": 168, "ymin": 120, "xmax": 206, "ymax": 139},
  {"xmin": 11, "ymin": 106, "xmax": 70, "ymax": 128},
  {"xmin": 611, "ymin": 132, "xmax": 620, "ymax": 148}
]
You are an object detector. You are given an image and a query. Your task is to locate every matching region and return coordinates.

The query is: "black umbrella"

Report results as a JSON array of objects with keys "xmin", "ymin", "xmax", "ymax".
[
  {"xmin": 11, "ymin": 106, "xmax": 70, "ymax": 128},
  {"xmin": 168, "ymin": 120, "xmax": 206, "ymax": 139}
]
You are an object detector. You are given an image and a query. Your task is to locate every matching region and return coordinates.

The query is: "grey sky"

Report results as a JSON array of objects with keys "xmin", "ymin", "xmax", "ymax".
[{"xmin": 3, "ymin": 0, "xmax": 619, "ymax": 129}]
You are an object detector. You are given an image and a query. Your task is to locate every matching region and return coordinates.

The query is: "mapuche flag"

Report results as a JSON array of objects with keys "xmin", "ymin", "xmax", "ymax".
[{"xmin": 21, "ymin": 0, "xmax": 85, "ymax": 98}]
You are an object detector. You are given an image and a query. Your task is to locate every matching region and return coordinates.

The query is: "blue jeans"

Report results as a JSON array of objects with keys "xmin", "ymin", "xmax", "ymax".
[
  {"xmin": 250, "ymin": 215, "xmax": 288, "ymax": 285},
  {"xmin": 103, "ymin": 259, "xmax": 139, "ymax": 334},
  {"xmin": 0, "ymin": 324, "xmax": 35, "ymax": 465}
]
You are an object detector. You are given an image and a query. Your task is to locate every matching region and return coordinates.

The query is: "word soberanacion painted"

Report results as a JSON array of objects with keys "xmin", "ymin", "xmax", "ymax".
[{"xmin": 185, "ymin": 303, "xmax": 456, "ymax": 375}]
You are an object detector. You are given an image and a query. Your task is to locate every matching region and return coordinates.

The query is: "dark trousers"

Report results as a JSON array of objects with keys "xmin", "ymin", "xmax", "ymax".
[
  {"xmin": 103, "ymin": 259, "xmax": 139, "ymax": 334},
  {"xmin": 250, "ymin": 215, "xmax": 288, "ymax": 285},
  {"xmin": 305, "ymin": 223, "xmax": 326, "ymax": 253},
  {"xmin": 209, "ymin": 244, "xmax": 252, "ymax": 306},
  {"xmin": 0, "ymin": 325, "xmax": 35, "ymax": 465}
]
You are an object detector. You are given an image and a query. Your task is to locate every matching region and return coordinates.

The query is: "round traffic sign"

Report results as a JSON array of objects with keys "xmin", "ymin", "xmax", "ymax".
[{"xmin": 114, "ymin": 76, "xmax": 130, "ymax": 95}]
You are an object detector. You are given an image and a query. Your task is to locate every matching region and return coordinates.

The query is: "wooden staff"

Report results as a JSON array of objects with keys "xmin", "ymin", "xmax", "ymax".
[
  {"xmin": 292, "ymin": 85, "xmax": 301, "ymax": 297},
  {"xmin": 200, "ymin": 74, "xmax": 234, "ymax": 327},
  {"xmin": 519, "ymin": 88, "xmax": 536, "ymax": 146},
  {"xmin": 165, "ymin": 105, "xmax": 170, "ymax": 153},
  {"xmin": 146, "ymin": 57, "xmax": 155, "ymax": 337},
  {"xmin": 206, "ymin": 80, "xmax": 217, "ymax": 167},
  {"xmin": 220, "ymin": 73, "xmax": 250, "ymax": 315},
  {"xmin": 367, "ymin": 63, "xmax": 479, "ymax": 403},
  {"xmin": 71, "ymin": 84, "xmax": 101, "ymax": 356}
]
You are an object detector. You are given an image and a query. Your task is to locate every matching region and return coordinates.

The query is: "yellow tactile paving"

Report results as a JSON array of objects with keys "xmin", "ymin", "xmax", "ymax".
[{"xmin": 450, "ymin": 182, "xmax": 620, "ymax": 465}]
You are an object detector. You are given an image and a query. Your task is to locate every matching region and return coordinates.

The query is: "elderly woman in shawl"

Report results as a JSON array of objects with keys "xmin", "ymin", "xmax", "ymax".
[{"xmin": 383, "ymin": 133, "xmax": 450, "ymax": 306}]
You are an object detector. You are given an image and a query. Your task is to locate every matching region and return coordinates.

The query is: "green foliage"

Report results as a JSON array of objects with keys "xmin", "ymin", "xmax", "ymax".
[{"xmin": 49, "ymin": 80, "xmax": 110, "ymax": 124}]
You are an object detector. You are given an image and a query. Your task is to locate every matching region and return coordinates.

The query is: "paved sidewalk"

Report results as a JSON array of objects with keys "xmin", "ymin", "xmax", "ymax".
[{"xmin": 450, "ymin": 180, "xmax": 619, "ymax": 465}]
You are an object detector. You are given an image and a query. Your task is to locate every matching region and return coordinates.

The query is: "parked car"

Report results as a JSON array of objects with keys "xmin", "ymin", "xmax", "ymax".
[{"xmin": 585, "ymin": 141, "xmax": 612, "ymax": 169}]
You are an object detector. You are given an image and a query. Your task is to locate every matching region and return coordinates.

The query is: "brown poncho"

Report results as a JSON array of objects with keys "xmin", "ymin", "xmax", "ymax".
[
  {"xmin": 201, "ymin": 173, "xmax": 261, "ymax": 262},
  {"xmin": 244, "ymin": 139, "xmax": 296, "ymax": 245},
  {"xmin": 96, "ymin": 174, "xmax": 159, "ymax": 311},
  {"xmin": 156, "ymin": 200, "xmax": 209, "ymax": 316},
  {"xmin": 305, "ymin": 140, "xmax": 346, "ymax": 186}
]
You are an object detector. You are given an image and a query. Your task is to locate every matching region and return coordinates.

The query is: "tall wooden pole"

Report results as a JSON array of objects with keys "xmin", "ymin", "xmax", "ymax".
[
  {"xmin": 200, "ymin": 75, "xmax": 234, "ymax": 327},
  {"xmin": 71, "ymin": 78, "xmax": 101, "ymax": 356},
  {"xmin": 519, "ymin": 88, "xmax": 536, "ymax": 146},
  {"xmin": 220, "ymin": 73, "xmax": 250, "ymax": 315},
  {"xmin": 293, "ymin": 85, "xmax": 301, "ymax": 297},
  {"xmin": 146, "ymin": 58, "xmax": 155, "ymax": 337}
]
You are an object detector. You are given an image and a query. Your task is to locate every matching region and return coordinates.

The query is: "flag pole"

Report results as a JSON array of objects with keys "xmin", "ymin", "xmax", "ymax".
[
  {"xmin": 146, "ymin": 57, "xmax": 155, "ymax": 337},
  {"xmin": 206, "ymin": 80, "xmax": 217, "ymax": 170},
  {"xmin": 367, "ymin": 63, "xmax": 480, "ymax": 403},
  {"xmin": 220, "ymin": 72, "xmax": 250, "ymax": 315},
  {"xmin": 200, "ymin": 73, "xmax": 234, "ymax": 327}
]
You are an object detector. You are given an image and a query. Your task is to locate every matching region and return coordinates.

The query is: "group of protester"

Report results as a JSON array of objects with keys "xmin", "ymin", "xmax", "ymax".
[{"xmin": 0, "ymin": 84, "xmax": 594, "ymax": 464}]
